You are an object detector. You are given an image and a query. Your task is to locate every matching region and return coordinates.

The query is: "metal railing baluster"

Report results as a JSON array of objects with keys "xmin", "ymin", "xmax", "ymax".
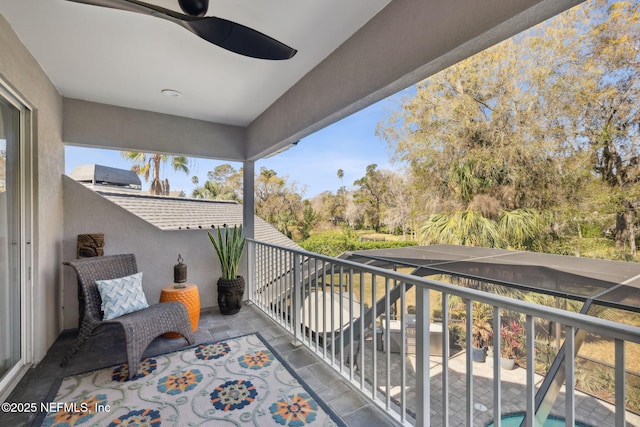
[
  {"xmin": 372, "ymin": 272, "xmax": 378, "ymax": 401},
  {"xmin": 442, "ymin": 292, "xmax": 450, "ymax": 426},
  {"xmin": 263, "ymin": 243, "xmax": 268, "ymax": 310},
  {"xmin": 272, "ymin": 245, "xmax": 276, "ymax": 319},
  {"xmin": 466, "ymin": 299, "xmax": 473, "ymax": 427},
  {"xmin": 322, "ymin": 260, "xmax": 328, "ymax": 360},
  {"xmin": 385, "ymin": 277, "xmax": 391, "ymax": 411},
  {"xmin": 274, "ymin": 247, "xmax": 278, "ymax": 322},
  {"xmin": 400, "ymin": 281, "xmax": 407, "ymax": 424},
  {"xmin": 360, "ymin": 271, "xmax": 365, "ymax": 390},
  {"xmin": 314, "ymin": 257, "xmax": 319, "ymax": 352},
  {"xmin": 339, "ymin": 265, "xmax": 344, "ymax": 372},
  {"xmin": 307, "ymin": 256, "xmax": 312, "ymax": 347},
  {"xmin": 415, "ymin": 285, "xmax": 428, "ymax": 426},
  {"xmin": 278, "ymin": 248, "xmax": 282, "ymax": 324},
  {"xmin": 260, "ymin": 243, "xmax": 265, "ymax": 309},
  {"xmin": 615, "ymin": 338, "xmax": 626, "ymax": 426},
  {"xmin": 493, "ymin": 306, "xmax": 501, "ymax": 427},
  {"xmin": 289, "ymin": 250, "xmax": 294, "ymax": 333},
  {"xmin": 565, "ymin": 325, "xmax": 575, "ymax": 427},
  {"xmin": 331, "ymin": 263, "xmax": 336, "ymax": 367},
  {"xmin": 348, "ymin": 268, "xmax": 354, "ymax": 382},
  {"xmin": 526, "ymin": 315, "xmax": 535, "ymax": 427},
  {"xmin": 292, "ymin": 252, "xmax": 301, "ymax": 345}
]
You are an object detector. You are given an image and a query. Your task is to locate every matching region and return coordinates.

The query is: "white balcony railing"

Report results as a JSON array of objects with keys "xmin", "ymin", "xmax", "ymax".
[{"xmin": 246, "ymin": 239, "xmax": 640, "ymax": 427}]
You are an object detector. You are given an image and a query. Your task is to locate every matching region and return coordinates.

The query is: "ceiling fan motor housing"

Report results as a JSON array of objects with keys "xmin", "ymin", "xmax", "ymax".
[{"xmin": 178, "ymin": 0, "xmax": 208, "ymax": 17}]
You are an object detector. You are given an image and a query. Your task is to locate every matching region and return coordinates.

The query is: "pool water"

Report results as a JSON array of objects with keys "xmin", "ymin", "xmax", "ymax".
[{"xmin": 485, "ymin": 412, "xmax": 592, "ymax": 427}]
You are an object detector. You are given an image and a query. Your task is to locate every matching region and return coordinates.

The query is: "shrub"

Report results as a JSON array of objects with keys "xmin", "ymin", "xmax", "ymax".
[
  {"xmin": 580, "ymin": 223, "xmax": 602, "ymax": 238},
  {"xmin": 300, "ymin": 230, "xmax": 354, "ymax": 256},
  {"xmin": 301, "ymin": 229, "xmax": 416, "ymax": 256},
  {"xmin": 500, "ymin": 320, "xmax": 524, "ymax": 359}
]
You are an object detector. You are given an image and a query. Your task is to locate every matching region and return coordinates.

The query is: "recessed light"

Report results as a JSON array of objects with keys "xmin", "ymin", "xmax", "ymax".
[{"xmin": 161, "ymin": 89, "xmax": 182, "ymax": 98}]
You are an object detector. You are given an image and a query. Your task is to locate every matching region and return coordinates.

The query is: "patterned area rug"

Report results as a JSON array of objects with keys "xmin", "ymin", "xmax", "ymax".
[{"xmin": 38, "ymin": 334, "xmax": 345, "ymax": 426}]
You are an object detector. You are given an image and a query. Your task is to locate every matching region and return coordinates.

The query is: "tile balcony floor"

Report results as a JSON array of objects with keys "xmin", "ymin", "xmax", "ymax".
[{"xmin": 1, "ymin": 304, "xmax": 400, "ymax": 427}]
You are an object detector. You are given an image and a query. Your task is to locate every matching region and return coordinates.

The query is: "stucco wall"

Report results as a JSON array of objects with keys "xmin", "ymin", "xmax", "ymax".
[
  {"xmin": 62, "ymin": 177, "xmax": 245, "ymax": 329},
  {"xmin": 0, "ymin": 14, "xmax": 65, "ymax": 363},
  {"xmin": 63, "ymin": 98, "xmax": 246, "ymax": 161}
]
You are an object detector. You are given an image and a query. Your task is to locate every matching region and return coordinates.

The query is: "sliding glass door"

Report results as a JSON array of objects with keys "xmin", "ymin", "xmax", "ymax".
[{"xmin": 0, "ymin": 85, "xmax": 31, "ymax": 394}]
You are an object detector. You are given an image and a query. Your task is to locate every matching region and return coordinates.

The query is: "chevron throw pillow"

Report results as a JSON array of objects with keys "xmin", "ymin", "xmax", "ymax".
[{"xmin": 96, "ymin": 272, "xmax": 149, "ymax": 320}]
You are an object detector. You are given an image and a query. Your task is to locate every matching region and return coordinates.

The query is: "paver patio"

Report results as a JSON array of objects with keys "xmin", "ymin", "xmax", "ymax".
[{"xmin": 357, "ymin": 336, "xmax": 640, "ymax": 426}]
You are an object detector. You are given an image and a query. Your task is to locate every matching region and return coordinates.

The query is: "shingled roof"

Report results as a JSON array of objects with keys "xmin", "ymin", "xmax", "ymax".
[{"xmin": 96, "ymin": 191, "xmax": 301, "ymax": 249}]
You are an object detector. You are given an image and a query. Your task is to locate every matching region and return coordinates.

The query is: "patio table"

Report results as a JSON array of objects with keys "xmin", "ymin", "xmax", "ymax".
[{"xmin": 160, "ymin": 283, "xmax": 200, "ymax": 337}]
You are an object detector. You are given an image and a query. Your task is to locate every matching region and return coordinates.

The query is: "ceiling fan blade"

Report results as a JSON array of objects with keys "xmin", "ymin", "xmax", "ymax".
[
  {"xmin": 184, "ymin": 17, "xmax": 297, "ymax": 60},
  {"xmin": 64, "ymin": 0, "xmax": 297, "ymax": 60},
  {"xmin": 65, "ymin": 0, "xmax": 184, "ymax": 19}
]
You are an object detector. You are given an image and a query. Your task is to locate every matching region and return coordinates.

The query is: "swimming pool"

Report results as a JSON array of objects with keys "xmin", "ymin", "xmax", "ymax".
[{"xmin": 485, "ymin": 412, "xmax": 592, "ymax": 427}]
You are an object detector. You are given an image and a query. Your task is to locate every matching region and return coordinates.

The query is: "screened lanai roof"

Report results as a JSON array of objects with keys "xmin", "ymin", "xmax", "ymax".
[{"xmin": 342, "ymin": 244, "xmax": 640, "ymax": 314}]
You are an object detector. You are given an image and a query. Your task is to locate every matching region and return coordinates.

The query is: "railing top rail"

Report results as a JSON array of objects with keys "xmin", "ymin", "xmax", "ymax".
[{"xmin": 248, "ymin": 239, "xmax": 640, "ymax": 344}]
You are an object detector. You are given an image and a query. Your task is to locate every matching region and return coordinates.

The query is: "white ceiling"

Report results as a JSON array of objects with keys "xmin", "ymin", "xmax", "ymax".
[{"xmin": 0, "ymin": 0, "xmax": 390, "ymax": 126}]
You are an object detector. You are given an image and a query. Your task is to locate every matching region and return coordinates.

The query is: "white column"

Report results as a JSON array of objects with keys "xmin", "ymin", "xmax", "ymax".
[
  {"xmin": 243, "ymin": 160, "xmax": 255, "ymax": 301},
  {"xmin": 242, "ymin": 160, "xmax": 255, "ymax": 240}
]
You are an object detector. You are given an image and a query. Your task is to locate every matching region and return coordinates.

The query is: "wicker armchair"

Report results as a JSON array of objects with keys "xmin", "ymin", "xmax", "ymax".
[{"xmin": 61, "ymin": 254, "xmax": 195, "ymax": 379}]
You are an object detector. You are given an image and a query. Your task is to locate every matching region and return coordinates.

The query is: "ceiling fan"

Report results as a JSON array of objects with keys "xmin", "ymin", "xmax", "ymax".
[{"xmin": 65, "ymin": 0, "xmax": 297, "ymax": 60}]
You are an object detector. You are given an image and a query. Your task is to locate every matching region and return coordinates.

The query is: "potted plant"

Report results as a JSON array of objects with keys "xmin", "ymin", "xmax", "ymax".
[
  {"xmin": 499, "ymin": 319, "xmax": 524, "ymax": 369},
  {"xmin": 208, "ymin": 224, "xmax": 245, "ymax": 315},
  {"xmin": 471, "ymin": 301, "xmax": 492, "ymax": 363}
]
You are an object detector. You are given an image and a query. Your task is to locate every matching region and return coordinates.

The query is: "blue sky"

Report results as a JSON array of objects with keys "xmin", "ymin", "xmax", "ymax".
[{"xmin": 65, "ymin": 91, "xmax": 407, "ymax": 198}]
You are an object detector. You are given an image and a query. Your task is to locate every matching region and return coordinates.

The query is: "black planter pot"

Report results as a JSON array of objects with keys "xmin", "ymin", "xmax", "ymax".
[{"xmin": 217, "ymin": 276, "xmax": 245, "ymax": 315}]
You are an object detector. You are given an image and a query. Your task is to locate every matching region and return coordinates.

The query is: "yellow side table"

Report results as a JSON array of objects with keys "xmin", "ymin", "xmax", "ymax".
[{"xmin": 160, "ymin": 283, "xmax": 200, "ymax": 338}]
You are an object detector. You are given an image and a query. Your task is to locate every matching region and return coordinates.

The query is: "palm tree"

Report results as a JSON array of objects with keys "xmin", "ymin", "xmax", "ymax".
[
  {"xmin": 121, "ymin": 152, "xmax": 190, "ymax": 196},
  {"xmin": 420, "ymin": 209, "xmax": 501, "ymax": 247},
  {"xmin": 420, "ymin": 207, "xmax": 544, "ymax": 249},
  {"xmin": 497, "ymin": 208, "xmax": 544, "ymax": 248}
]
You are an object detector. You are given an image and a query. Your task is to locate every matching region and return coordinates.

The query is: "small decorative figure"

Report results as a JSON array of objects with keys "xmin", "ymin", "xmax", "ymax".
[
  {"xmin": 77, "ymin": 233, "xmax": 105, "ymax": 258},
  {"xmin": 174, "ymin": 254, "xmax": 187, "ymax": 287}
]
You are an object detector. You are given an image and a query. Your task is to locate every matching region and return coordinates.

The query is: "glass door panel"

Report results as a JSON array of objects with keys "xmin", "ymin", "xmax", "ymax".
[{"xmin": 0, "ymin": 96, "xmax": 22, "ymax": 382}]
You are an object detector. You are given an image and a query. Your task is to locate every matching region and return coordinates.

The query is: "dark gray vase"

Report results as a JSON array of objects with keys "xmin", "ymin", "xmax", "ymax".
[
  {"xmin": 472, "ymin": 347, "xmax": 487, "ymax": 363},
  {"xmin": 217, "ymin": 276, "xmax": 245, "ymax": 315}
]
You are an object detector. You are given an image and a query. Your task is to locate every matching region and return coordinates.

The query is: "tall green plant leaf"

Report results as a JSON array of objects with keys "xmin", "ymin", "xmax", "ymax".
[{"xmin": 207, "ymin": 225, "xmax": 245, "ymax": 279}]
